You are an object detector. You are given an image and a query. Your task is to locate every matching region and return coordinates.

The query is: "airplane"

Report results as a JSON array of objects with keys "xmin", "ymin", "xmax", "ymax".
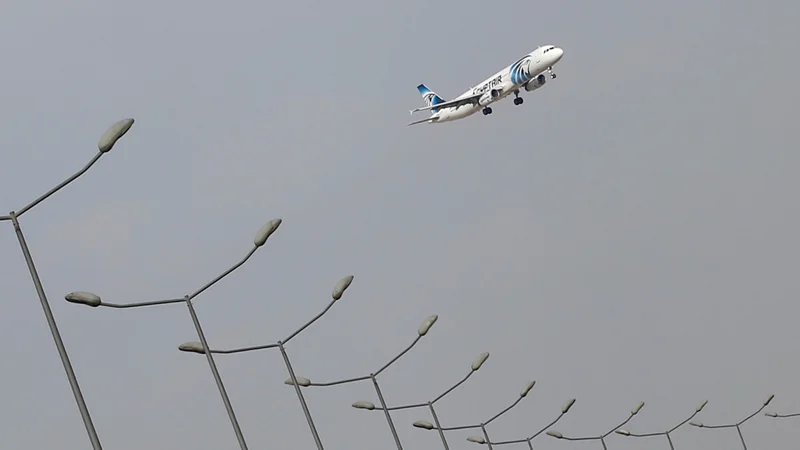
[{"xmin": 408, "ymin": 45, "xmax": 564, "ymax": 126}]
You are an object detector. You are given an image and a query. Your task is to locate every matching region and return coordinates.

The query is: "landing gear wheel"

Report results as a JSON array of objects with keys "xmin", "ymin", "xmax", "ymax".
[
  {"xmin": 482, "ymin": 107, "xmax": 493, "ymax": 115},
  {"xmin": 513, "ymin": 97, "xmax": 524, "ymax": 105},
  {"xmin": 551, "ymin": 73, "xmax": 557, "ymax": 79}
]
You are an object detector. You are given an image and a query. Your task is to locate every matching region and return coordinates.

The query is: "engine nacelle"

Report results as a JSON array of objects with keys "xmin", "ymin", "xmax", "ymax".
[
  {"xmin": 478, "ymin": 88, "xmax": 500, "ymax": 106},
  {"xmin": 523, "ymin": 74, "xmax": 547, "ymax": 92}
]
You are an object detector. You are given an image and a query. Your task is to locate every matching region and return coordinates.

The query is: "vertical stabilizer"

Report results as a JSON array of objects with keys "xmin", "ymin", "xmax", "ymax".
[{"xmin": 416, "ymin": 84, "xmax": 446, "ymax": 113}]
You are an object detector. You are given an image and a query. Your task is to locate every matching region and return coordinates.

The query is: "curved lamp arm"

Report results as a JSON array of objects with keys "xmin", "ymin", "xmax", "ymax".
[
  {"xmin": 284, "ymin": 314, "xmax": 439, "ymax": 388},
  {"xmin": 548, "ymin": 401, "xmax": 644, "ymax": 441}
]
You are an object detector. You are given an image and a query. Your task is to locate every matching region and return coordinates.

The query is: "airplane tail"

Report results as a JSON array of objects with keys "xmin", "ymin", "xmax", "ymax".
[{"xmin": 416, "ymin": 84, "xmax": 445, "ymax": 112}]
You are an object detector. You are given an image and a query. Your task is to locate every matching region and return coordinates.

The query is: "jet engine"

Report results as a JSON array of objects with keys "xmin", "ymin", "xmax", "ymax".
[
  {"xmin": 523, "ymin": 74, "xmax": 547, "ymax": 92},
  {"xmin": 479, "ymin": 89, "xmax": 500, "ymax": 106}
]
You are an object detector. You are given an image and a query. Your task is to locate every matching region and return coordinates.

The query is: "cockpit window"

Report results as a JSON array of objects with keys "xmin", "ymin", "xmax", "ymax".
[{"xmin": 543, "ymin": 46, "xmax": 556, "ymax": 53}]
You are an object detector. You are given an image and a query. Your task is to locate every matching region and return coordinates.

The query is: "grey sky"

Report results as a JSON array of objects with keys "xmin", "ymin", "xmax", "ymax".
[{"xmin": 1, "ymin": 0, "xmax": 798, "ymax": 449}]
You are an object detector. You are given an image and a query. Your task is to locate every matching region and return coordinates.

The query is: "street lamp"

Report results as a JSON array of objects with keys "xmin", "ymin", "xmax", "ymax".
[
  {"xmin": 615, "ymin": 400, "xmax": 707, "ymax": 450},
  {"xmin": 351, "ymin": 351, "xmax": 491, "ymax": 450},
  {"xmin": 412, "ymin": 380, "xmax": 538, "ymax": 450},
  {"xmin": 283, "ymin": 314, "xmax": 439, "ymax": 450},
  {"xmin": 546, "ymin": 401, "xmax": 645, "ymax": 450},
  {"xmin": 689, "ymin": 394, "xmax": 774, "ymax": 450},
  {"xmin": 64, "ymin": 217, "xmax": 282, "ymax": 450},
  {"xmin": 2, "ymin": 118, "xmax": 135, "ymax": 450},
  {"xmin": 765, "ymin": 411, "xmax": 800, "ymax": 419},
  {"xmin": 466, "ymin": 398, "xmax": 577, "ymax": 450},
  {"xmin": 178, "ymin": 274, "xmax": 355, "ymax": 450}
]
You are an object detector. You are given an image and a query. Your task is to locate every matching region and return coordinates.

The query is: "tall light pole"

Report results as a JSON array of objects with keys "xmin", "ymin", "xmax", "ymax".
[
  {"xmin": 178, "ymin": 274, "xmax": 356, "ymax": 450},
  {"xmin": 690, "ymin": 394, "xmax": 774, "ymax": 450},
  {"xmin": 64, "ymin": 217, "xmax": 282, "ymax": 450},
  {"xmin": 465, "ymin": 398, "xmax": 577, "ymax": 450},
  {"xmin": 283, "ymin": 314, "xmax": 440, "ymax": 450},
  {"xmin": 616, "ymin": 400, "xmax": 708, "ymax": 450},
  {"xmin": 546, "ymin": 401, "xmax": 645, "ymax": 450},
  {"xmin": 2, "ymin": 118, "xmax": 134, "ymax": 450},
  {"xmin": 351, "ymin": 351, "xmax": 492, "ymax": 450},
  {"xmin": 412, "ymin": 380, "xmax": 538, "ymax": 450}
]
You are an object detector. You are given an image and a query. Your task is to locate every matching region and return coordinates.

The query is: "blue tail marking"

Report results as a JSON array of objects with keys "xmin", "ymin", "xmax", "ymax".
[{"xmin": 417, "ymin": 84, "xmax": 445, "ymax": 113}]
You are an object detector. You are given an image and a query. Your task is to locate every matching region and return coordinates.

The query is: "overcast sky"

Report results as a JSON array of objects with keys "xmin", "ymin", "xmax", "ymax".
[{"xmin": 1, "ymin": 1, "xmax": 798, "ymax": 449}]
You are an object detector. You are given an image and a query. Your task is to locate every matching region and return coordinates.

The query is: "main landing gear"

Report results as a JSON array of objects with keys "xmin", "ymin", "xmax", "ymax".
[
  {"xmin": 482, "ymin": 107, "xmax": 493, "ymax": 115},
  {"xmin": 513, "ymin": 89, "xmax": 524, "ymax": 106}
]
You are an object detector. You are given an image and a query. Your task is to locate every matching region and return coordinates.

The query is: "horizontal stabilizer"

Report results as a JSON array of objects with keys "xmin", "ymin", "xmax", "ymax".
[{"xmin": 407, "ymin": 116, "xmax": 439, "ymax": 126}]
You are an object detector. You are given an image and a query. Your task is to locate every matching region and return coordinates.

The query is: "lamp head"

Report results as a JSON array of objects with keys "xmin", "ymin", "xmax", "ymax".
[
  {"xmin": 98, "ymin": 118, "xmax": 134, "ymax": 153},
  {"xmin": 352, "ymin": 401, "xmax": 376, "ymax": 410},
  {"xmin": 332, "ymin": 275, "xmax": 354, "ymax": 300},
  {"xmin": 418, "ymin": 314, "xmax": 438, "ymax": 336},
  {"xmin": 254, "ymin": 219, "xmax": 282, "ymax": 247},
  {"xmin": 520, "ymin": 381, "xmax": 536, "ymax": 397},
  {"xmin": 178, "ymin": 341, "xmax": 205, "ymax": 354},
  {"xmin": 413, "ymin": 420, "xmax": 434, "ymax": 430},
  {"xmin": 472, "ymin": 352, "xmax": 490, "ymax": 371},
  {"xmin": 65, "ymin": 291, "xmax": 102, "ymax": 307},
  {"xmin": 284, "ymin": 376, "xmax": 311, "ymax": 387}
]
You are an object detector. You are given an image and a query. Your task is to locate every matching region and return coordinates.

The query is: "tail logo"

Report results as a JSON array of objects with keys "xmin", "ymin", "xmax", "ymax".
[
  {"xmin": 417, "ymin": 84, "xmax": 445, "ymax": 113},
  {"xmin": 422, "ymin": 92, "xmax": 436, "ymax": 107}
]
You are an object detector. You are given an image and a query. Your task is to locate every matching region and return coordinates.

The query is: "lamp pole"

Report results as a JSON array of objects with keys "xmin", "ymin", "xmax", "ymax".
[
  {"xmin": 178, "ymin": 275, "xmax": 356, "ymax": 450},
  {"xmin": 464, "ymin": 398, "xmax": 576, "ymax": 450},
  {"xmin": 413, "ymin": 380, "xmax": 538, "ymax": 450},
  {"xmin": 690, "ymin": 394, "xmax": 774, "ymax": 450},
  {"xmin": 547, "ymin": 401, "xmax": 646, "ymax": 450},
  {"xmin": 65, "ymin": 217, "xmax": 282, "ymax": 450},
  {"xmin": 2, "ymin": 118, "xmax": 135, "ymax": 450},
  {"xmin": 352, "ymin": 351, "xmax": 492, "ymax": 450},
  {"xmin": 616, "ymin": 400, "xmax": 708, "ymax": 450},
  {"xmin": 283, "ymin": 314, "xmax": 440, "ymax": 450}
]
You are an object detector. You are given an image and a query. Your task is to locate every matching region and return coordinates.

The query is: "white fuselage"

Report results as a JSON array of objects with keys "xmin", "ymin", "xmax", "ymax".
[{"xmin": 432, "ymin": 45, "xmax": 563, "ymax": 123}]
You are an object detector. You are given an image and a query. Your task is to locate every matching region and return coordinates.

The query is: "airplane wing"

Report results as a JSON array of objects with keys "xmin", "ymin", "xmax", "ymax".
[
  {"xmin": 406, "ymin": 115, "xmax": 441, "ymax": 126},
  {"xmin": 409, "ymin": 92, "xmax": 483, "ymax": 114}
]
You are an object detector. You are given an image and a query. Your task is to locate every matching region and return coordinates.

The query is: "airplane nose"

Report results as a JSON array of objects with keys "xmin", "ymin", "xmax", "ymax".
[{"xmin": 554, "ymin": 47, "xmax": 564, "ymax": 61}]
